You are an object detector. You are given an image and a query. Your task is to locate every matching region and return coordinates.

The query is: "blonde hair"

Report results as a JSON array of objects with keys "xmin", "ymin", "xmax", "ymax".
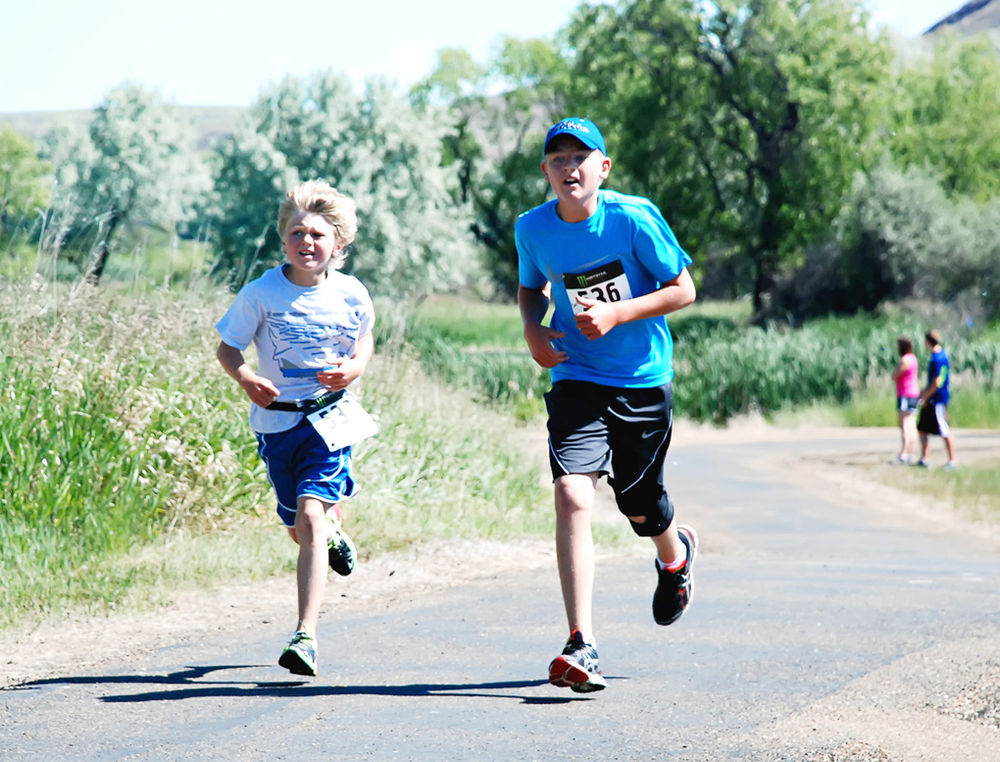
[{"xmin": 277, "ymin": 180, "xmax": 358, "ymax": 270}]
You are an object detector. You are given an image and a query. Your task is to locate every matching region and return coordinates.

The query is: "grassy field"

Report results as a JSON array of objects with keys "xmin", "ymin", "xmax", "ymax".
[
  {"xmin": 874, "ymin": 456, "xmax": 1000, "ymax": 523},
  {"xmin": 1, "ymin": 226, "xmax": 216, "ymax": 288}
]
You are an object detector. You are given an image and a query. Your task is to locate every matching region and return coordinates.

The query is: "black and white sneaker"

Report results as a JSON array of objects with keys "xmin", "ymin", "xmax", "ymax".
[
  {"xmin": 327, "ymin": 513, "xmax": 357, "ymax": 576},
  {"xmin": 548, "ymin": 630, "xmax": 607, "ymax": 693},
  {"xmin": 652, "ymin": 524, "xmax": 698, "ymax": 626}
]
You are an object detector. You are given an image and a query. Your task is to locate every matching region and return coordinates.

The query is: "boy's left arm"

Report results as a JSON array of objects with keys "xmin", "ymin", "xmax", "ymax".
[
  {"xmin": 575, "ymin": 267, "xmax": 696, "ymax": 340},
  {"xmin": 317, "ymin": 332, "xmax": 374, "ymax": 391}
]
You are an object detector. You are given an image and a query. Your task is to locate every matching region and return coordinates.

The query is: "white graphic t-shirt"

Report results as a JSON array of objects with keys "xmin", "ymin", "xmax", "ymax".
[{"xmin": 216, "ymin": 264, "xmax": 375, "ymax": 433}]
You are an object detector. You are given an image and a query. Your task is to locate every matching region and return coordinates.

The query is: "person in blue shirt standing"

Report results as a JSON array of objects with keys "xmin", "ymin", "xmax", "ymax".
[
  {"xmin": 516, "ymin": 117, "xmax": 698, "ymax": 693},
  {"xmin": 917, "ymin": 329, "xmax": 958, "ymax": 469}
]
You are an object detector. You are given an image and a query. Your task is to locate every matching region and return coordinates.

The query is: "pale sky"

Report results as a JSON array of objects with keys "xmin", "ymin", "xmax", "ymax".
[{"xmin": 0, "ymin": 0, "xmax": 966, "ymax": 114}]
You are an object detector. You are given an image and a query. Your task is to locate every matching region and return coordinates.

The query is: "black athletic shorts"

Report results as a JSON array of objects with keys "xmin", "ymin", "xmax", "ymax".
[
  {"xmin": 544, "ymin": 379, "xmax": 673, "ymax": 510},
  {"xmin": 917, "ymin": 402, "xmax": 951, "ymax": 437}
]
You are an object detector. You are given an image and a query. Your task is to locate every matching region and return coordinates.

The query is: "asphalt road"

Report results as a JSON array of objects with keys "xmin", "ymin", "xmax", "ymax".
[{"xmin": 3, "ymin": 428, "xmax": 999, "ymax": 761}]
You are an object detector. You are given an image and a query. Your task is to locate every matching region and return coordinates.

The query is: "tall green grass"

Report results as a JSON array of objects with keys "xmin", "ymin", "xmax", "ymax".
[
  {"xmin": 407, "ymin": 298, "xmax": 1000, "ymax": 427},
  {"xmin": 405, "ymin": 297, "xmax": 550, "ymax": 420},
  {"xmin": 0, "ymin": 281, "xmax": 268, "ymax": 623},
  {"xmin": 2, "ymin": 217, "xmax": 215, "ymax": 289},
  {"xmin": 674, "ymin": 313, "xmax": 1000, "ymax": 424},
  {"xmin": 0, "ymin": 283, "xmax": 555, "ymax": 629},
  {"xmin": 350, "ymin": 349, "xmax": 555, "ymax": 550}
]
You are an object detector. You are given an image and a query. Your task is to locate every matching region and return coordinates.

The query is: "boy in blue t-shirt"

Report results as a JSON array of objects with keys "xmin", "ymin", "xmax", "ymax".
[
  {"xmin": 917, "ymin": 329, "xmax": 957, "ymax": 468},
  {"xmin": 516, "ymin": 117, "xmax": 698, "ymax": 693}
]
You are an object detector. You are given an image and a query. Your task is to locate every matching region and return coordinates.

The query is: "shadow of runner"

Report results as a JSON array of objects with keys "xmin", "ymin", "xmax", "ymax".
[
  {"xmin": 6, "ymin": 665, "xmax": 609, "ymax": 704},
  {"xmin": 4, "ymin": 664, "xmax": 265, "ymax": 690}
]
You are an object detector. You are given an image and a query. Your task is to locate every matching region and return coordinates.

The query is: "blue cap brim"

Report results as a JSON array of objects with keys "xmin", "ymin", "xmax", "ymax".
[{"xmin": 543, "ymin": 118, "xmax": 606, "ymax": 155}]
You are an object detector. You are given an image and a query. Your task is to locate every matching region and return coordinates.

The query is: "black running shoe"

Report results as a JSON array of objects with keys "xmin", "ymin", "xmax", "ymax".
[
  {"xmin": 279, "ymin": 630, "xmax": 317, "ymax": 676},
  {"xmin": 652, "ymin": 524, "xmax": 698, "ymax": 626},
  {"xmin": 327, "ymin": 513, "xmax": 357, "ymax": 576},
  {"xmin": 548, "ymin": 630, "xmax": 607, "ymax": 693}
]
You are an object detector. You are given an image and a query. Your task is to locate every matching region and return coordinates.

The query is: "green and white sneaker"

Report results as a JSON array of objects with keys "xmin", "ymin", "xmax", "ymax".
[
  {"xmin": 327, "ymin": 512, "xmax": 357, "ymax": 576},
  {"xmin": 279, "ymin": 631, "xmax": 317, "ymax": 676}
]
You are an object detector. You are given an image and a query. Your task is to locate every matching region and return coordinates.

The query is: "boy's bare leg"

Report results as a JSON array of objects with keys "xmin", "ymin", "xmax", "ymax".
[
  {"xmin": 554, "ymin": 474, "xmax": 598, "ymax": 641},
  {"xmin": 646, "ymin": 519, "xmax": 686, "ymax": 566},
  {"xmin": 292, "ymin": 496, "xmax": 329, "ymax": 635}
]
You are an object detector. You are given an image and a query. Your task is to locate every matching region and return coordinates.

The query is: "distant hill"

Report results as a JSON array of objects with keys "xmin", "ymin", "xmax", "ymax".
[
  {"xmin": 925, "ymin": 0, "xmax": 1000, "ymax": 38},
  {"xmin": 0, "ymin": 110, "xmax": 91, "ymax": 141},
  {"xmin": 0, "ymin": 106, "xmax": 244, "ymax": 150}
]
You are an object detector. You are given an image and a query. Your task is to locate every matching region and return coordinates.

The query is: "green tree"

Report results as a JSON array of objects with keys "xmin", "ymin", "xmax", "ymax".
[
  {"xmin": 888, "ymin": 34, "xmax": 1000, "ymax": 201},
  {"xmin": 565, "ymin": 0, "xmax": 892, "ymax": 313},
  {"xmin": 973, "ymin": 197, "xmax": 1000, "ymax": 319},
  {"xmin": 0, "ymin": 127, "xmax": 49, "ymax": 239},
  {"xmin": 203, "ymin": 128, "xmax": 297, "ymax": 288},
  {"xmin": 772, "ymin": 160, "xmax": 1000, "ymax": 322},
  {"xmin": 41, "ymin": 85, "xmax": 208, "ymax": 283},
  {"xmin": 207, "ymin": 72, "xmax": 481, "ymax": 297},
  {"xmin": 413, "ymin": 37, "xmax": 567, "ymax": 297}
]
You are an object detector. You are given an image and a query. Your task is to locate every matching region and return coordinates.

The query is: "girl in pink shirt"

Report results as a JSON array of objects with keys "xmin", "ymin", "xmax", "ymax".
[{"xmin": 891, "ymin": 336, "xmax": 920, "ymax": 464}]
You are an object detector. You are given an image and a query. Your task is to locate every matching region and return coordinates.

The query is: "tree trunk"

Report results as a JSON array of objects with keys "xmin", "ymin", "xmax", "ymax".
[{"xmin": 85, "ymin": 205, "xmax": 121, "ymax": 285}]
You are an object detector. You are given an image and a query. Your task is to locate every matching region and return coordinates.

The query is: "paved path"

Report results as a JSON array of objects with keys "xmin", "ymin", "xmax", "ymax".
[{"xmin": 3, "ymin": 429, "xmax": 1000, "ymax": 760}]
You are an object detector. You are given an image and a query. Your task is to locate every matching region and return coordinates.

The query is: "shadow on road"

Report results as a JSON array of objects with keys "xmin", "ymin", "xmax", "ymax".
[{"xmin": 7, "ymin": 664, "xmax": 601, "ymax": 704}]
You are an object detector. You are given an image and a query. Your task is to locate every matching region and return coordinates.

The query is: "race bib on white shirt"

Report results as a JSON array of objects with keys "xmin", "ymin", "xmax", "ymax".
[
  {"xmin": 563, "ymin": 260, "xmax": 633, "ymax": 315},
  {"xmin": 306, "ymin": 395, "xmax": 379, "ymax": 452}
]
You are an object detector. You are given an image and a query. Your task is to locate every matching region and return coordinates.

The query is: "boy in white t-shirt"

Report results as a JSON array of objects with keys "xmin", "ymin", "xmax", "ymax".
[{"xmin": 216, "ymin": 180, "xmax": 375, "ymax": 676}]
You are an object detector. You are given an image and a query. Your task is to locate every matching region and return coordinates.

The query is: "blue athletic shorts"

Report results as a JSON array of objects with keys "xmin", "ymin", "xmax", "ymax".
[{"xmin": 256, "ymin": 417, "xmax": 359, "ymax": 528}]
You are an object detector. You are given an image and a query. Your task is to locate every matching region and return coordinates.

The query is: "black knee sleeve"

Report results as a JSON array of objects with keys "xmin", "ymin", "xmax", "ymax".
[{"xmin": 621, "ymin": 491, "xmax": 674, "ymax": 537}]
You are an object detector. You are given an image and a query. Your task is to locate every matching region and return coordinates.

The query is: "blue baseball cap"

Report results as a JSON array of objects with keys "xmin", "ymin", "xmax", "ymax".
[{"xmin": 543, "ymin": 117, "xmax": 606, "ymax": 155}]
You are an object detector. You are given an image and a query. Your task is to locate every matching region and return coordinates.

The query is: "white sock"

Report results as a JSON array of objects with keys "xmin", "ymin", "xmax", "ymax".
[{"xmin": 656, "ymin": 545, "xmax": 687, "ymax": 572}]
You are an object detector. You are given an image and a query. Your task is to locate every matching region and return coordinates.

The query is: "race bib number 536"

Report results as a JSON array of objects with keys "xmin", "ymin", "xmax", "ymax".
[{"xmin": 563, "ymin": 260, "xmax": 632, "ymax": 315}]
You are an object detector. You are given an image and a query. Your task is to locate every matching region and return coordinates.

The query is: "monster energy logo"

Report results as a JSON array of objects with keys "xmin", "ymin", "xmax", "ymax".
[{"xmin": 563, "ymin": 260, "xmax": 627, "ymax": 290}]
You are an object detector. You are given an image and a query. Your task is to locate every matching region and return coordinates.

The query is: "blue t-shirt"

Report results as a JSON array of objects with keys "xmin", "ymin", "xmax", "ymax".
[
  {"xmin": 927, "ymin": 348, "xmax": 950, "ymax": 404},
  {"xmin": 515, "ymin": 189, "xmax": 691, "ymax": 387}
]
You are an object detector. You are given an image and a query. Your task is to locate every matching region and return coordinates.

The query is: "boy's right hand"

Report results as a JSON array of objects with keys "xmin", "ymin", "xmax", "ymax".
[
  {"xmin": 524, "ymin": 323, "xmax": 568, "ymax": 368},
  {"xmin": 240, "ymin": 374, "xmax": 281, "ymax": 408}
]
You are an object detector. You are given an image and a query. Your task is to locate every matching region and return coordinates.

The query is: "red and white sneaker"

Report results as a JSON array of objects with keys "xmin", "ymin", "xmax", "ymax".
[{"xmin": 548, "ymin": 630, "xmax": 607, "ymax": 693}]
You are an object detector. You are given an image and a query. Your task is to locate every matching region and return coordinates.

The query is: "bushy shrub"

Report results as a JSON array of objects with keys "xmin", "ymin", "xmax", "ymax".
[{"xmin": 770, "ymin": 162, "xmax": 1000, "ymax": 322}]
